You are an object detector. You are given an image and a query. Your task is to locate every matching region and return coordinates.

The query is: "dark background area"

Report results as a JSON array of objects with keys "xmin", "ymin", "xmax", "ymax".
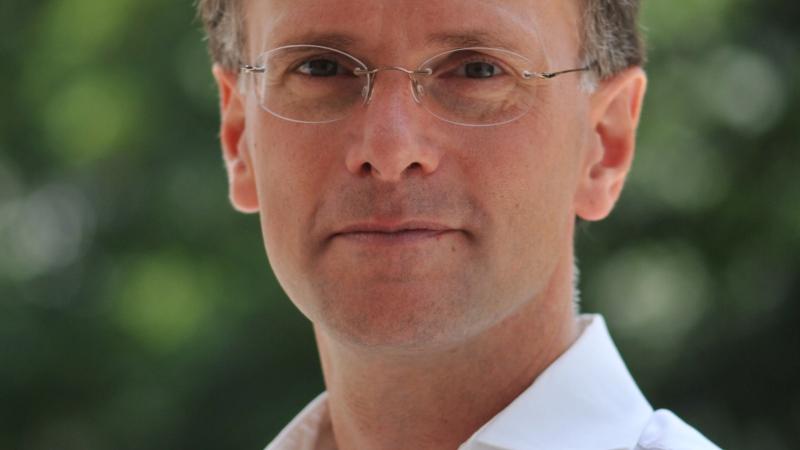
[{"xmin": 1, "ymin": 0, "xmax": 798, "ymax": 448}]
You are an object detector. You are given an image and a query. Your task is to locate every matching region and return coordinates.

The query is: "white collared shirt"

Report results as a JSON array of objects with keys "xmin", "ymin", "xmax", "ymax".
[{"xmin": 264, "ymin": 314, "xmax": 721, "ymax": 450}]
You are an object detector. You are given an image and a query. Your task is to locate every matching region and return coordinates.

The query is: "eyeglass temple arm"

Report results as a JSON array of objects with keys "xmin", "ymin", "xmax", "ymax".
[
  {"xmin": 524, "ymin": 62, "xmax": 596, "ymax": 80},
  {"xmin": 241, "ymin": 65, "xmax": 265, "ymax": 74}
]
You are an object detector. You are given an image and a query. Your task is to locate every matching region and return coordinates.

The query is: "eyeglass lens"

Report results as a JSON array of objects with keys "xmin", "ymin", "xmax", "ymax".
[{"xmin": 252, "ymin": 45, "xmax": 542, "ymax": 126}]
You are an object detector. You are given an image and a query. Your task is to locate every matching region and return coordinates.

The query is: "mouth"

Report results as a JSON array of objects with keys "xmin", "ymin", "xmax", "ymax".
[{"xmin": 330, "ymin": 221, "xmax": 459, "ymax": 245}]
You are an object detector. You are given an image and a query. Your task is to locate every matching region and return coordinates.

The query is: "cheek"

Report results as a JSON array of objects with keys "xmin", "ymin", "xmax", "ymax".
[
  {"xmin": 467, "ymin": 113, "xmax": 579, "ymax": 217},
  {"xmin": 462, "ymin": 113, "xmax": 581, "ymax": 290},
  {"xmin": 249, "ymin": 120, "xmax": 341, "ymax": 299}
]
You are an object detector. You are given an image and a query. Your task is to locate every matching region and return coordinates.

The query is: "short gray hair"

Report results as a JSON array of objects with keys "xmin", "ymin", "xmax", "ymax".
[
  {"xmin": 196, "ymin": 0, "xmax": 645, "ymax": 78},
  {"xmin": 196, "ymin": 0, "xmax": 244, "ymax": 71},
  {"xmin": 581, "ymin": 0, "xmax": 645, "ymax": 79}
]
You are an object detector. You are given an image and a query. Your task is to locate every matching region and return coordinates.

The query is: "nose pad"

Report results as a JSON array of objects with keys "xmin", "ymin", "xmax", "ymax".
[
  {"xmin": 411, "ymin": 80, "xmax": 424, "ymax": 104},
  {"xmin": 361, "ymin": 82, "xmax": 375, "ymax": 104}
]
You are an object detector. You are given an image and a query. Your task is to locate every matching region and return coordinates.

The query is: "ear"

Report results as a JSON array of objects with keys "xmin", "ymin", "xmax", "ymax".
[
  {"xmin": 212, "ymin": 64, "xmax": 259, "ymax": 214},
  {"xmin": 574, "ymin": 66, "xmax": 647, "ymax": 221}
]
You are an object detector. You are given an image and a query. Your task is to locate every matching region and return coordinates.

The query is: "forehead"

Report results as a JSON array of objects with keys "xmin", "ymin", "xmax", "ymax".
[{"xmin": 243, "ymin": 0, "xmax": 581, "ymax": 63}]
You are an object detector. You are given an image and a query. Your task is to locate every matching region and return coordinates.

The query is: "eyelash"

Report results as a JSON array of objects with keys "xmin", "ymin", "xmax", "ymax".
[
  {"xmin": 290, "ymin": 56, "xmax": 350, "ymax": 75},
  {"xmin": 434, "ymin": 56, "xmax": 507, "ymax": 79},
  {"xmin": 286, "ymin": 53, "xmax": 512, "ymax": 79}
]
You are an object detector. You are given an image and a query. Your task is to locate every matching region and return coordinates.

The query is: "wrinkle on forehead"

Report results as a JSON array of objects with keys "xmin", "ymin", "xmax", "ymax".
[{"xmin": 243, "ymin": 0, "xmax": 578, "ymax": 67}]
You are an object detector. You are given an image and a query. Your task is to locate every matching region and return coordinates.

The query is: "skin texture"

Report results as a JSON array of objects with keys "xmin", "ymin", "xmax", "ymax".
[{"xmin": 212, "ymin": 1, "xmax": 647, "ymax": 448}]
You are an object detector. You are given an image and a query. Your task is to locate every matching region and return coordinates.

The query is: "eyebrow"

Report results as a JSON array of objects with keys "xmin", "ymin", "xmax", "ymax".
[
  {"xmin": 274, "ymin": 30, "xmax": 523, "ymax": 54},
  {"xmin": 424, "ymin": 30, "xmax": 523, "ymax": 53},
  {"xmin": 275, "ymin": 32, "xmax": 357, "ymax": 50}
]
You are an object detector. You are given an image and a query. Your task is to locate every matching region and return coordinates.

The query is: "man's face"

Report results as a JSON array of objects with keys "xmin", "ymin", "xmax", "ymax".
[{"xmin": 223, "ymin": 0, "xmax": 635, "ymax": 349}]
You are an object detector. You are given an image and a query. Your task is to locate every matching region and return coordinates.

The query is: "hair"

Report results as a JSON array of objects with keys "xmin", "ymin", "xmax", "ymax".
[
  {"xmin": 581, "ymin": 0, "xmax": 645, "ymax": 80},
  {"xmin": 196, "ymin": 0, "xmax": 645, "ymax": 79}
]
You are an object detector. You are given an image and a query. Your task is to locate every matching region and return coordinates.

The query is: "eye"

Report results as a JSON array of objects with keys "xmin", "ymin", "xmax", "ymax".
[
  {"xmin": 296, "ymin": 58, "xmax": 345, "ymax": 77},
  {"xmin": 460, "ymin": 61, "xmax": 504, "ymax": 79},
  {"xmin": 429, "ymin": 51, "xmax": 511, "ymax": 80}
]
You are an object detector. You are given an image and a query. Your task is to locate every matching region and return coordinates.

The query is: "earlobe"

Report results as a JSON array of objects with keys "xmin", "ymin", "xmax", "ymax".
[
  {"xmin": 575, "ymin": 67, "xmax": 647, "ymax": 222},
  {"xmin": 212, "ymin": 64, "xmax": 260, "ymax": 214}
]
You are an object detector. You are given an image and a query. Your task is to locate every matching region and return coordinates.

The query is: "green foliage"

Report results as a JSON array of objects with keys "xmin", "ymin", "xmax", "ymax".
[{"xmin": 1, "ymin": 0, "xmax": 798, "ymax": 448}]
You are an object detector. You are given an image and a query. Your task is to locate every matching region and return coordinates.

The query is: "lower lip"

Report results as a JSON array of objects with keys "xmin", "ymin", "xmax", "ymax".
[{"xmin": 334, "ymin": 229, "xmax": 456, "ymax": 245}]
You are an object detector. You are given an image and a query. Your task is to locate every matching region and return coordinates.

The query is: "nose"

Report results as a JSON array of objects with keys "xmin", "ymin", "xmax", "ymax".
[{"xmin": 344, "ymin": 71, "xmax": 442, "ymax": 182}]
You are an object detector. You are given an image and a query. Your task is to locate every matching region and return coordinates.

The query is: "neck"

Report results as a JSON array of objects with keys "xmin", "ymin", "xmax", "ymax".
[{"xmin": 314, "ymin": 253, "xmax": 580, "ymax": 450}]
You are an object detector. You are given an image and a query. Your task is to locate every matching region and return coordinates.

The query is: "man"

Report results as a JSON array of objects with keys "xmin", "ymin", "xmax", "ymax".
[{"xmin": 198, "ymin": 0, "xmax": 721, "ymax": 448}]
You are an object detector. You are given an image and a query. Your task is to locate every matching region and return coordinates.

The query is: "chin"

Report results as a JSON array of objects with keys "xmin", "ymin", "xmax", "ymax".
[{"xmin": 309, "ymin": 279, "xmax": 494, "ymax": 351}]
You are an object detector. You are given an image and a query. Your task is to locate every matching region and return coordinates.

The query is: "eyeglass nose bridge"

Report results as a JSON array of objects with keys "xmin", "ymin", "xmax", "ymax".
[{"xmin": 354, "ymin": 66, "xmax": 433, "ymax": 105}]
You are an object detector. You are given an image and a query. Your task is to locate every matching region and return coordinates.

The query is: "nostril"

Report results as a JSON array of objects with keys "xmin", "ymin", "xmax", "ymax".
[{"xmin": 360, "ymin": 162, "xmax": 373, "ymax": 175}]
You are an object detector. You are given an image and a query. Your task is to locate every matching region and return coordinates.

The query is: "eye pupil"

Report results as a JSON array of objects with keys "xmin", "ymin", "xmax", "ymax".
[
  {"xmin": 465, "ymin": 62, "xmax": 496, "ymax": 78},
  {"xmin": 307, "ymin": 59, "xmax": 338, "ymax": 76}
]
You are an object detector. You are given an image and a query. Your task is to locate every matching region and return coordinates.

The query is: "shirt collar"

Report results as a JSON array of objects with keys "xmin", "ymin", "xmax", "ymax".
[
  {"xmin": 459, "ymin": 314, "xmax": 653, "ymax": 450},
  {"xmin": 265, "ymin": 392, "xmax": 335, "ymax": 450}
]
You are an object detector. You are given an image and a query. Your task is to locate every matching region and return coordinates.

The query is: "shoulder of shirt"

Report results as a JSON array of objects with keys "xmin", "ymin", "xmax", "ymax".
[{"xmin": 634, "ymin": 409, "xmax": 722, "ymax": 450}]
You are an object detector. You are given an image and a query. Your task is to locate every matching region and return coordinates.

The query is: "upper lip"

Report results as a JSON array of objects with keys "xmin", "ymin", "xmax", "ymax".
[{"xmin": 331, "ymin": 220, "xmax": 455, "ymax": 237}]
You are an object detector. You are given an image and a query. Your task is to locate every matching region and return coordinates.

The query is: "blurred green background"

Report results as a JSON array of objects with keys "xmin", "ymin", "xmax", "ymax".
[{"xmin": 1, "ymin": 0, "xmax": 798, "ymax": 448}]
